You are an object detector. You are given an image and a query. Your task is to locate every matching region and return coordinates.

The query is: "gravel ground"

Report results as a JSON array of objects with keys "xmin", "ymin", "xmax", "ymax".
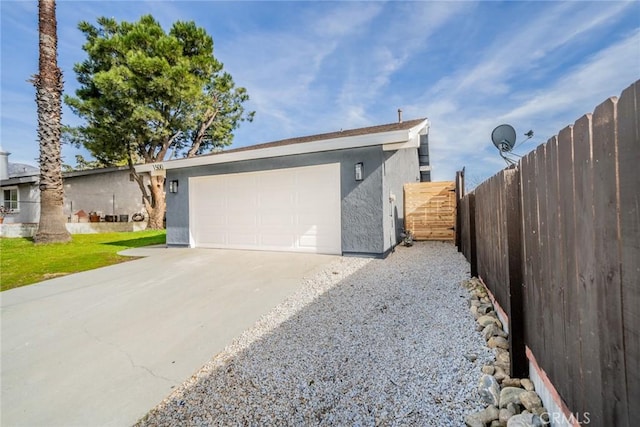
[{"xmin": 136, "ymin": 242, "xmax": 492, "ymax": 426}]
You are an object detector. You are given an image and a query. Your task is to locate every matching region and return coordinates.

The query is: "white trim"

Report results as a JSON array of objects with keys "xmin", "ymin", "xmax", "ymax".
[
  {"xmin": 1, "ymin": 186, "xmax": 19, "ymax": 212},
  {"xmin": 136, "ymin": 119, "xmax": 429, "ymax": 173},
  {"xmin": 382, "ymin": 132, "xmax": 421, "ymax": 151}
]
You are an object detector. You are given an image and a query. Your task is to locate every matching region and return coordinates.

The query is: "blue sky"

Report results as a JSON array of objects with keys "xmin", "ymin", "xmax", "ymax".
[{"xmin": 1, "ymin": 1, "xmax": 639, "ymax": 182}]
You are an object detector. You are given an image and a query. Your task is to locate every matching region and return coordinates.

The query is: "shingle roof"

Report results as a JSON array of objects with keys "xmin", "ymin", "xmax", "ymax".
[
  {"xmin": 9, "ymin": 163, "xmax": 39, "ymax": 178},
  {"xmin": 218, "ymin": 117, "xmax": 427, "ymax": 155}
]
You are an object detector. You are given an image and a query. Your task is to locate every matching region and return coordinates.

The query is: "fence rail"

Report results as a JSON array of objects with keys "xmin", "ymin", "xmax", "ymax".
[{"xmin": 457, "ymin": 80, "xmax": 639, "ymax": 425}]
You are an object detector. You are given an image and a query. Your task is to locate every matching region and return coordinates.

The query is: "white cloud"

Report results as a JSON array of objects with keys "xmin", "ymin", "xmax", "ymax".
[
  {"xmin": 403, "ymin": 1, "xmax": 639, "ymax": 181},
  {"xmin": 501, "ymin": 28, "xmax": 640, "ymax": 125}
]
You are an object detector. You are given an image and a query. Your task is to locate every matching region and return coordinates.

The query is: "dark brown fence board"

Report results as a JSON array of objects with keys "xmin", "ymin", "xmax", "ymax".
[
  {"xmin": 504, "ymin": 168, "xmax": 526, "ymax": 378},
  {"xmin": 573, "ymin": 113, "xmax": 604, "ymax": 424},
  {"xmin": 527, "ymin": 150, "xmax": 545, "ymax": 359},
  {"xmin": 618, "ymin": 82, "xmax": 640, "ymax": 422},
  {"xmin": 546, "ymin": 135, "xmax": 568, "ymax": 399},
  {"xmin": 497, "ymin": 173, "xmax": 509, "ymax": 318},
  {"xmin": 455, "ymin": 170, "xmax": 464, "ymax": 250},
  {"xmin": 593, "ymin": 96, "xmax": 629, "ymax": 426},
  {"xmin": 557, "ymin": 124, "xmax": 582, "ymax": 411},
  {"xmin": 537, "ymin": 143, "xmax": 554, "ymax": 380},
  {"xmin": 459, "ymin": 192, "xmax": 477, "ymax": 277},
  {"xmin": 520, "ymin": 152, "xmax": 539, "ymax": 358},
  {"xmin": 476, "ymin": 173, "xmax": 509, "ymax": 318}
]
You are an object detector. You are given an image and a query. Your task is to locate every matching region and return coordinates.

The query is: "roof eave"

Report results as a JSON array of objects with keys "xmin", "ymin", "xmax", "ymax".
[
  {"xmin": 135, "ymin": 118, "xmax": 429, "ymax": 173},
  {"xmin": 1, "ymin": 175, "xmax": 39, "ymax": 186}
]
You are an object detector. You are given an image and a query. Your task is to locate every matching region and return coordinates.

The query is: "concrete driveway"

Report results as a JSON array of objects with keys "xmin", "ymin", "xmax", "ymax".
[{"xmin": 1, "ymin": 247, "xmax": 337, "ymax": 427}]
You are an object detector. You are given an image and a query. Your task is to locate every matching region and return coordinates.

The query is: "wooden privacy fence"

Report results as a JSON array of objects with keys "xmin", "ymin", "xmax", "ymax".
[
  {"xmin": 404, "ymin": 181, "xmax": 456, "ymax": 241},
  {"xmin": 457, "ymin": 80, "xmax": 639, "ymax": 426}
]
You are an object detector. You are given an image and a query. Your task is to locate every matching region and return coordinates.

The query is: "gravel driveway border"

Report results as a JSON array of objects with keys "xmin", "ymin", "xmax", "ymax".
[{"xmin": 136, "ymin": 242, "xmax": 491, "ymax": 426}]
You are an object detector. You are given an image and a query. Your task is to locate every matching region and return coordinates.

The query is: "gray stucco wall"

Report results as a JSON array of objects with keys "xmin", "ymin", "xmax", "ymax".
[
  {"xmin": 1, "ymin": 169, "xmax": 147, "ymax": 224},
  {"xmin": 165, "ymin": 146, "xmax": 387, "ymax": 255},
  {"xmin": 63, "ymin": 170, "xmax": 146, "ymax": 220},
  {"xmin": 382, "ymin": 148, "xmax": 420, "ymax": 253},
  {"xmin": 1, "ymin": 183, "xmax": 40, "ymax": 224}
]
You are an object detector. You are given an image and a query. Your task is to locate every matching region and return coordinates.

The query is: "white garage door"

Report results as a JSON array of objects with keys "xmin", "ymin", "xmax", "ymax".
[{"xmin": 189, "ymin": 163, "xmax": 342, "ymax": 254}]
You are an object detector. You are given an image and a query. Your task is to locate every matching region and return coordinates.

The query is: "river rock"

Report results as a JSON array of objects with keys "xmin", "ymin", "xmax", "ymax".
[
  {"xmin": 494, "ymin": 366, "xmax": 509, "ymax": 382},
  {"xmin": 499, "ymin": 387, "xmax": 525, "ymax": 408},
  {"xmin": 465, "ymin": 405, "xmax": 499, "ymax": 427},
  {"xmin": 507, "ymin": 402, "xmax": 521, "ymax": 415},
  {"xmin": 478, "ymin": 374, "xmax": 501, "ymax": 406},
  {"xmin": 499, "ymin": 407, "xmax": 516, "ymax": 423},
  {"xmin": 488, "ymin": 336, "xmax": 510, "ymax": 350},
  {"xmin": 520, "ymin": 378, "xmax": 534, "ymax": 391},
  {"xmin": 502, "ymin": 378, "xmax": 522, "ymax": 388},
  {"xmin": 483, "ymin": 323, "xmax": 508, "ymax": 340},
  {"xmin": 477, "ymin": 303, "xmax": 494, "ymax": 314},
  {"xmin": 506, "ymin": 412, "xmax": 545, "ymax": 427},
  {"xmin": 520, "ymin": 391, "xmax": 543, "ymax": 411},
  {"xmin": 465, "ymin": 353, "xmax": 478, "ymax": 362},
  {"xmin": 482, "ymin": 365, "xmax": 495, "ymax": 375},
  {"xmin": 478, "ymin": 314, "xmax": 501, "ymax": 328},
  {"xmin": 496, "ymin": 349, "xmax": 510, "ymax": 365}
]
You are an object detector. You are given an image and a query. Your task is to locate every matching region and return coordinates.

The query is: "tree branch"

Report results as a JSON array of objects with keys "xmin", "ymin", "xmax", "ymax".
[
  {"xmin": 187, "ymin": 106, "xmax": 219, "ymax": 158},
  {"xmin": 157, "ymin": 130, "xmax": 181, "ymax": 161}
]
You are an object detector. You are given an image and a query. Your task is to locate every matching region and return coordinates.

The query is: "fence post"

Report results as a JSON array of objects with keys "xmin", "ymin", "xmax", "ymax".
[
  {"xmin": 468, "ymin": 192, "xmax": 477, "ymax": 278},
  {"xmin": 455, "ymin": 168, "xmax": 465, "ymax": 250},
  {"xmin": 504, "ymin": 168, "xmax": 527, "ymax": 378}
]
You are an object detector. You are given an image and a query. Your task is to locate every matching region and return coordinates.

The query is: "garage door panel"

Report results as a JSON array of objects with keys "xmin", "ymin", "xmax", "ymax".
[
  {"xmin": 228, "ymin": 236, "xmax": 259, "ymax": 246},
  {"xmin": 190, "ymin": 164, "xmax": 341, "ymax": 254},
  {"xmin": 261, "ymin": 214, "xmax": 295, "ymax": 227},
  {"xmin": 260, "ymin": 233, "xmax": 295, "ymax": 247},
  {"xmin": 260, "ymin": 192, "xmax": 294, "ymax": 206},
  {"xmin": 197, "ymin": 231, "xmax": 226, "ymax": 244},
  {"xmin": 226, "ymin": 213, "xmax": 257, "ymax": 224}
]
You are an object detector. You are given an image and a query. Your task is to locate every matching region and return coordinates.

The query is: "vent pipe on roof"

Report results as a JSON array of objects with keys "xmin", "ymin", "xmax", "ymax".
[{"xmin": 397, "ymin": 108, "xmax": 403, "ymax": 123}]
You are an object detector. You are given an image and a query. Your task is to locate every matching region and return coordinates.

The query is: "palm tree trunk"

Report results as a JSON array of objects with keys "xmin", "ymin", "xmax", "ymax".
[{"xmin": 34, "ymin": 0, "xmax": 70, "ymax": 243}]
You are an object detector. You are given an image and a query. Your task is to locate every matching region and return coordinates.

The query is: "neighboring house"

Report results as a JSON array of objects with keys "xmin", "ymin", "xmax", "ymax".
[
  {"xmin": 135, "ymin": 118, "xmax": 432, "ymax": 257},
  {"xmin": 0, "ymin": 147, "xmax": 147, "ymax": 225},
  {"xmin": 0, "ymin": 148, "xmax": 40, "ymax": 224}
]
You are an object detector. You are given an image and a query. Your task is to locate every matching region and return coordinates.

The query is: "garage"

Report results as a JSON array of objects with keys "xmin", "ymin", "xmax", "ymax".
[
  {"xmin": 188, "ymin": 163, "xmax": 342, "ymax": 254},
  {"xmin": 137, "ymin": 117, "xmax": 430, "ymax": 257}
]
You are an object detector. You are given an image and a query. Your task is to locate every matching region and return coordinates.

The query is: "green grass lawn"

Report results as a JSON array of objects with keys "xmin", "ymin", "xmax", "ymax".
[{"xmin": 0, "ymin": 230, "xmax": 166, "ymax": 292}]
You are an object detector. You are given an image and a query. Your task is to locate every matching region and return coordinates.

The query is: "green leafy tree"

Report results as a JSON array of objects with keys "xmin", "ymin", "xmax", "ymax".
[
  {"xmin": 65, "ymin": 15, "xmax": 254, "ymax": 228},
  {"xmin": 62, "ymin": 154, "xmax": 124, "ymax": 172},
  {"xmin": 33, "ymin": 0, "xmax": 71, "ymax": 243}
]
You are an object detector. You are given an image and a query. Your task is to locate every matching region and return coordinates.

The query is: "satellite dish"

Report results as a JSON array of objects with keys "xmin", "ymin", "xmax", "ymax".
[{"xmin": 491, "ymin": 124, "xmax": 517, "ymax": 152}]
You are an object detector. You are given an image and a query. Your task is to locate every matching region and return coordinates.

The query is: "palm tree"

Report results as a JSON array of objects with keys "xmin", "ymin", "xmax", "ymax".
[{"xmin": 34, "ymin": 0, "xmax": 70, "ymax": 243}]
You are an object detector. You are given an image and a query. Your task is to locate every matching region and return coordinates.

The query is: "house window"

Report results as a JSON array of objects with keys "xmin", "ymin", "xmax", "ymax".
[{"xmin": 2, "ymin": 187, "xmax": 18, "ymax": 211}]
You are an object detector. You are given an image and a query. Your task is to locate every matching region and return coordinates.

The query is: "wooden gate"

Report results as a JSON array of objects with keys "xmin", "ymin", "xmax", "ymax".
[{"xmin": 404, "ymin": 181, "xmax": 456, "ymax": 241}]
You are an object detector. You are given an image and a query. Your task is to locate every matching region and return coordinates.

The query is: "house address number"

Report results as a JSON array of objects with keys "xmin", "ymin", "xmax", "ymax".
[{"xmin": 151, "ymin": 163, "xmax": 166, "ymax": 176}]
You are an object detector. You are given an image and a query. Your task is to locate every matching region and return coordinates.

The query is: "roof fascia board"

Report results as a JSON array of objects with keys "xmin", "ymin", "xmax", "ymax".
[
  {"xmin": 1, "ymin": 176, "xmax": 39, "ymax": 186},
  {"xmin": 135, "ymin": 119, "xmax": 428, "ymax": 173},
  {"xmin": 382, "ymin": 132, "xmax": 421, "ymax": 152}
]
